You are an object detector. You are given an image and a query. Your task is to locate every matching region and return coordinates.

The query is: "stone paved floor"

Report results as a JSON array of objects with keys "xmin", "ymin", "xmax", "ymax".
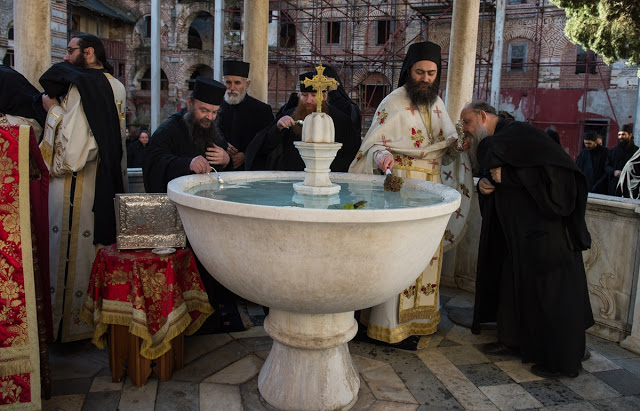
[{"xmin": 43, "ymin": 287, "xmax": 640, "ymax": 411}]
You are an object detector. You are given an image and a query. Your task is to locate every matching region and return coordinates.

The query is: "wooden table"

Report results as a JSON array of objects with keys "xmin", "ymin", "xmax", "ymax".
[{"xmin": 81, "ymin": 244, "xmax": 213, "ymax": 386}]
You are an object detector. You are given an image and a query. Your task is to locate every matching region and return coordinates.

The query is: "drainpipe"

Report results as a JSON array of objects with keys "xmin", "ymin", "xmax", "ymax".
[{"xmin": 214, "ymin": 0, "xmax": 224, "ymax": 80}]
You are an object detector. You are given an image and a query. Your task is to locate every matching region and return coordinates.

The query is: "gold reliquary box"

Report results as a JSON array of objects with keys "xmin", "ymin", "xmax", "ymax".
[{"xmin": 115, "ymin": 194, "xmax": 187, "ymax": 250}]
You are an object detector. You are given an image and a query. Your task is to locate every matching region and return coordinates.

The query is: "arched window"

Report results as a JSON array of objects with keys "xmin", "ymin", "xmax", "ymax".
[
  {"xmin": 188, "ymin": 12, "xmax": 214, "ymax": 50},
  {"xmin": 7, "ymin": 23, "xmax": 13, "ymax": 41},
  {"xmin": 188, "ymin": 65, "xmax": 214, "ymax": 90},
  {"xmin": 140, "ymin": 68, "xmax": 168, "ymax": 91}
]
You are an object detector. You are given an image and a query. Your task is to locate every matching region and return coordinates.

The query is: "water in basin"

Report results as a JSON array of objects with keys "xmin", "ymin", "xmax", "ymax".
[{"xmin": 186, "ymin": 178, "xmax": 443, "ymax": 210}]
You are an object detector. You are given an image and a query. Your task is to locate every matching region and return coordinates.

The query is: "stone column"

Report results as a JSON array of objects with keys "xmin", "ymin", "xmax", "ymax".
[
  {"xmin": 243, "ymin": 0, "xmax": 269, "ymax": 103},
  {"xmin": 14, "ymin": 0, "xmax": 51, "ymax": 90},
  {"xmin": 441, "ymin": 0, "xmax": 480, "ymax": 290},
  {"xmin": 444, "ymin": 0, "xmax": 480, "ymax": 120}
]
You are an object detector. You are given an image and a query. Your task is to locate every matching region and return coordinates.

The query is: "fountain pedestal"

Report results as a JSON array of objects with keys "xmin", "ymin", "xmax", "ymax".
[
  {"xmin": 293, "ymin": 141, "xmax": 342, "ymax": 196},
  {"xmin": 259, "ymin": 310, "xmax": 359, "ymax": 410}
]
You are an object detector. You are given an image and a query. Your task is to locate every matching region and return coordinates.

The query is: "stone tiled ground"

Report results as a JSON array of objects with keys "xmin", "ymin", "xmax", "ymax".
[{"xmin": 44, "ymin": 287, "xmax": 640, "ymax": 410}]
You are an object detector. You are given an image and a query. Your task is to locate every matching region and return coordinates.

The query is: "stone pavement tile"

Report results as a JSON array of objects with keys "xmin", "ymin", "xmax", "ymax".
[
  {"xmin": 42, "ymin": 394, "xmax": 85, "ymax": 411},
  {"xmin": 361, "ymin": 363, "xmax": 419, "ymax": 404},
  {"xmin": 352, "ymin": 392, "xmax": 377, "ymax": 410},
  {"xmin": 88, "ymin": 374, "xmax": 124, "ymax": 392},
  {"xmin": 117, "ymin": 377, "xmax": 158, "ymax": 411},
  {"xmin": 445, "ymin": 324, "xmax": 497, "ymax": 345},
  {"xmin": 172, "ymin": 340, "xmax": 250, "ymax": 382},
  {"xmin": 438, "ymin": 338, "xmax": 461, "ymax": 348},
  {"xmin": 520, "ymin": 379, "xmax": 584, "ymax": 407},
  {"xmin": 239, "ymin": 376, "xmax": 269, "ymax": 411},
  {"xmin": 479, "ymin": 383, "xmax": 544, "ymax": 410},
  {"xmin": 367, "ymin": 400, "xmax": 419, "ymax": 410},
  {"xmin": 349, "ymin": 340, "xmax": 420, "ymax": 363},
  {"xmin": 612, "ymin": 357, "xmax": 640, "ymax": 376},
  {"xmin": 591, "ymin": 395, "xmax": 640, "ymax": 410},
  {"xmin": 538, "ymin": 402, "xmax": 600, "ymax": 410},
  {"xmin": 202, "ymin": 354, "xmax": 264, "ymax": 384},
  {"xmin": 254, "ymin": 349, "xmax": 270, "ymax": 361},
  {"xmin": 48, "ymin": 342, "xmax": 107, "ymax": 380},
  {"xmin": 229, "ymin": 325, "xmax": 269, "ymax": 339},
  {"xmin": 495, "ymin": 360, "xmax": 544, "ymax": 383},
  {"xmin": 458, "ymin": 363, "xmax": 514, "ymax": 387},
  {"xmin": 418, "ymin": 349, "xmax": 498, "ymax": 410},
  {"xmin": 353, "ymin": 353, "xmax": 388, "ymax": 373},
  {"xmin": 446, "ymin": 295, "xmax": 474, "ymax": 309},
  {"xmin": 199, "ymin": 382, "xmax": 243, "ymax": 411},
  {"xmin": 184, "ymin": 333, "xmax": 233, "ymax": 364},
  {"xmin": 155, "ymin": 380, "xmax": 200, "ymax": 411},
  {"xmin": 437, "ymin": 345, "xmax": 490, "ymax": 366},
  {"xmin": 475, "ymin": 344, "xmax": 522, "ymax": 363},
  {"xmin": 558, "ymin": 372, "xmax": 621, "ymax": 400},
  {"xmin": 390, "ymin": 352, "xmax": 462, "ymax": 408},
  {"xmin": 52, "ymin": 377, "xmax": 93, "ymax": 396},
  {"xmin": 81, "ymin": 390, "xmax": 122, "ymax": 411},
  {"xmin": 236, "ymin": 336, "xmax": 273, "ymax": 352},
  {"xmin": 434, "ymin": 310, "xmax": 456, "ymax": 337},
  {"xmin": 582, "ymin": 350, "xmax": 623, "ymax": 373},
  {"xmin": 586, "ymin": 334, "xmax": 639, "ymax": 360},
  {"xmin": 417, "ymin": 334, "xmax": 444, "ymax": 350},
  {"xmin": 592, "ymin": 369, "xmax": 640, "ymax": 395}
]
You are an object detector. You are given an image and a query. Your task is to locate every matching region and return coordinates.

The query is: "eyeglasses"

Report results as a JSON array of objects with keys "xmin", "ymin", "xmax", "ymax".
[{"xmin": 66, "ymin": 47, "xmax": 81, "ymax": 54}]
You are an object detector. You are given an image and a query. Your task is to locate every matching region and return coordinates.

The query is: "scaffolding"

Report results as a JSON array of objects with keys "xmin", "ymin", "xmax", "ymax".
[{"xmin": 224, "ymin": 0, "xmax": 617, "ymax": 155}]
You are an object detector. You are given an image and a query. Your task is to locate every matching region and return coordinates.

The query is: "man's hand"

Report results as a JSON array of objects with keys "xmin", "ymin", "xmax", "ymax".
[
  {"xmin": 190, "ymin": 155, "xmax": 210, "ymax": 174},
  {"xmin": 227, "ymin": 144, "xmax": 238, "ymax": 155},
  {"xmin": 206, "ymin": 144, "xmax": 231, "ymax": 167},
  {"xmin": 490, "ymin": 167, "xmax": 502, "ymax": 184},
  {"xmin": 226, "ymin": 144, "xmax": 244, "ymax": 169},
  {"xmin": 277, "ymin": 115, "xmax": 296, "ymax": 130},
  {"xmin": 614, "ymin": 170, "xmax": 622, "ymax": 178},
  {"xmin": 376, "ymin": 153, "xmax": 394, "ymax": 173},
  {"xmin": 42, "ymin": 94, "xmax": 59, "ymax": 112},
  {"xmin": 478, "ymin": 177, "xmax": 495, "ymax": 195}
]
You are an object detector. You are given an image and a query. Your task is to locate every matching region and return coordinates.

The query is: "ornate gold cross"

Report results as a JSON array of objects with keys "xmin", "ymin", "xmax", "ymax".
[{"xmin": 301, "ymin": 65, "xmax": 339, "ymax": 113}]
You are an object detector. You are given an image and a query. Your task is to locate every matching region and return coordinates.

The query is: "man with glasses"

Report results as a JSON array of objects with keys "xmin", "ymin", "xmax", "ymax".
[{"xmin": 38, "ymin": 33, "xmax": 127, "ymax": 342}]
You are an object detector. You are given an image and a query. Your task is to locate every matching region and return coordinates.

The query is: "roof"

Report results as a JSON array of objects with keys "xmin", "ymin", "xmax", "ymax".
[{"xmin": 69, "ymin": 0, "xmax": 136, "ymax": 23}]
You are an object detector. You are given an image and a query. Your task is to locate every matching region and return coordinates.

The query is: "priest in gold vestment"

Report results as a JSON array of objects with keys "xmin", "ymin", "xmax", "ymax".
[
  {"xmin": 39, "ymin": 34, "xmax": 127, "ymax": 342},
  {"xmin": 349, "ymin": 41, "xmax": 472, "ymax": 347}
]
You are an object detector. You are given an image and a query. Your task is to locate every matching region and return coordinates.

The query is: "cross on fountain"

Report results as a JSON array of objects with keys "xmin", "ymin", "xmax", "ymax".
[{"xmin": 301, "ymin": 65, "xmax": 339, "ymax": 113}]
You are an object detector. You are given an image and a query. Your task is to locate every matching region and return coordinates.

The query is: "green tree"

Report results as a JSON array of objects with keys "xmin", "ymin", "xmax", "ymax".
[{"xmin": 551, "ymin": 0, "xmax": 640, "ymax": 68}]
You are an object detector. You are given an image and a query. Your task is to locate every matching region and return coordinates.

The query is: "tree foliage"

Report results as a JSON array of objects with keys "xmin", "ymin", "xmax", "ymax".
[{"xmin": 551, "ymin": 0, "xmax": 640, "ymax": 67}]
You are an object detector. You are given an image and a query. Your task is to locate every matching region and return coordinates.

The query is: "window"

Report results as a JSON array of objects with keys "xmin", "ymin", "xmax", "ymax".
[
  {"xmin": 279, "ymin": 12, "xmax": 296, "ymax": 48},
  {"xmin": 140, "ymin": 68, "xmax": 168, "ymax": 91},
  {"xmin": 326, "ymin": 21, "xmax": 341, "ymax": 44},
  {"xmin": 188, "ymin": 26, "xmax": 202, "ymax": 49},
  {"xmin": 361, "ymin": 84, "xmax": 389, "ymax": 108},
  {"xmin": 508, "ymin": 0, "xmax": 526, "ymax": 4},
  {"xmin": 507, "ymin": 41, "xmax": 527, "ymax": 72},
  {"xmin": 144, "ymin": 15, "xmax": 151, "ymax": 38},
  {"xmin": 230, "ymin": 8, "xmax": 241, "ymax": 31},
  {"xmin": 71, "ymin": 15, "xmax": 80, "ymax": 32},
  {"xmin": 576, "ymin": 45, "xmax": 597, "ymax": 75},
  {"xmin": 376, "ymin": 20, "xmax": 391, "ymax": 45},
  {"xmin": 7, "ymin": 25, "xmax": 13, "ymax": 41},
  {"xmin": 3, "ymin": 49, "xmax": 14, "ymax": 67}
]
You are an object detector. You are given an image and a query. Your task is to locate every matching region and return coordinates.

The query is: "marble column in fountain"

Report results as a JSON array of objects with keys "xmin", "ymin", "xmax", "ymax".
[{"xmin": 14, "ymin": 0, "xmax": 51, "ymax": 90}]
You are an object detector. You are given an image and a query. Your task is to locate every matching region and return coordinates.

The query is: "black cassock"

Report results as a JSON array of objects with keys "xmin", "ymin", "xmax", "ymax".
[
  {"xmin": 245, "ymin": 106, "xmax": 359, "ymax": 172},
  {"xmin": 576, "ymin": 145, "xmax": 609, "ymax": 194},
  {"xmin": 474, "ymin": 120, "xmax": 594, "ymax": 375},
  {"xmin": 143, "ymin": 109, "xmax": 232, "ymax": 193},
  {"xmin": 217, "ymin": 94, "xmax": 274, "ymax": 157}
]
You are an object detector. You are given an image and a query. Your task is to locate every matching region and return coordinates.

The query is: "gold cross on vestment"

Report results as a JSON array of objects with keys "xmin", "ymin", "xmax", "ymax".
[{"xmin": 301, "ymin": 65, "xmax": 339, "ymax": 113}]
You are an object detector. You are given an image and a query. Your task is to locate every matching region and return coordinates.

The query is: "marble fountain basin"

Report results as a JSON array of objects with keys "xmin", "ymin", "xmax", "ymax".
[{"xmin": 167, "ymin": 171, "xmax": 460, "ymax": 410}]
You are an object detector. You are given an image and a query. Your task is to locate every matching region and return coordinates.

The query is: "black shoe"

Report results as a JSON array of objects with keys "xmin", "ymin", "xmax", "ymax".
[
  {"xmin": 530, "ymin": 364, "xmax": 579, "ymax": 379},
  {"xmin": 364, "ymin": 335, "xmax": 421, "ymax": 351}
]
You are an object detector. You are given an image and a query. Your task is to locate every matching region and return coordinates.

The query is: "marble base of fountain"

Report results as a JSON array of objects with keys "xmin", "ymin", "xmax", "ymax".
[
  {"xmin": 293, "ymin": 141, "xmax": 343, "ymax": 196},
  {"xmin": 258, "ymin": 310, "xmax": 359, "ymax": 410}
]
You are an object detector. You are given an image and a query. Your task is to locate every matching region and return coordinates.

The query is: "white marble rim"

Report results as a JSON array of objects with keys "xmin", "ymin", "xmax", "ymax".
[{"xmin": 167, "ymin": 171, "xmax": 461, "ymax": 223}]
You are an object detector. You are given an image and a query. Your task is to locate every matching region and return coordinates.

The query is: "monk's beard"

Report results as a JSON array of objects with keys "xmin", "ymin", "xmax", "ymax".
[
  {"xmin": 290, "ymin": 100, "xmax": 329, "ymax": 137},
  {"xmin": 224, "ymin": 89, "xmax": 246, "ymax": 105},
  {"xmin": 467, "ymin": 123, "xmax": 491, "ymax": 176},
  {"xmin": 404, "ymin": 76, "xmax": 439, "ymax": 109},
  {"xmin": 184, "ymin": 110, "xmax": 222, "ymax": 154}
]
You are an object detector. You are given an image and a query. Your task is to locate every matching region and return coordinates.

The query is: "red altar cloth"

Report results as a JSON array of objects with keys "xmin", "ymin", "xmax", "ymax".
[{"xmin": 81, "ymin": 244, "xmax": 213, "ymax": 359}]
